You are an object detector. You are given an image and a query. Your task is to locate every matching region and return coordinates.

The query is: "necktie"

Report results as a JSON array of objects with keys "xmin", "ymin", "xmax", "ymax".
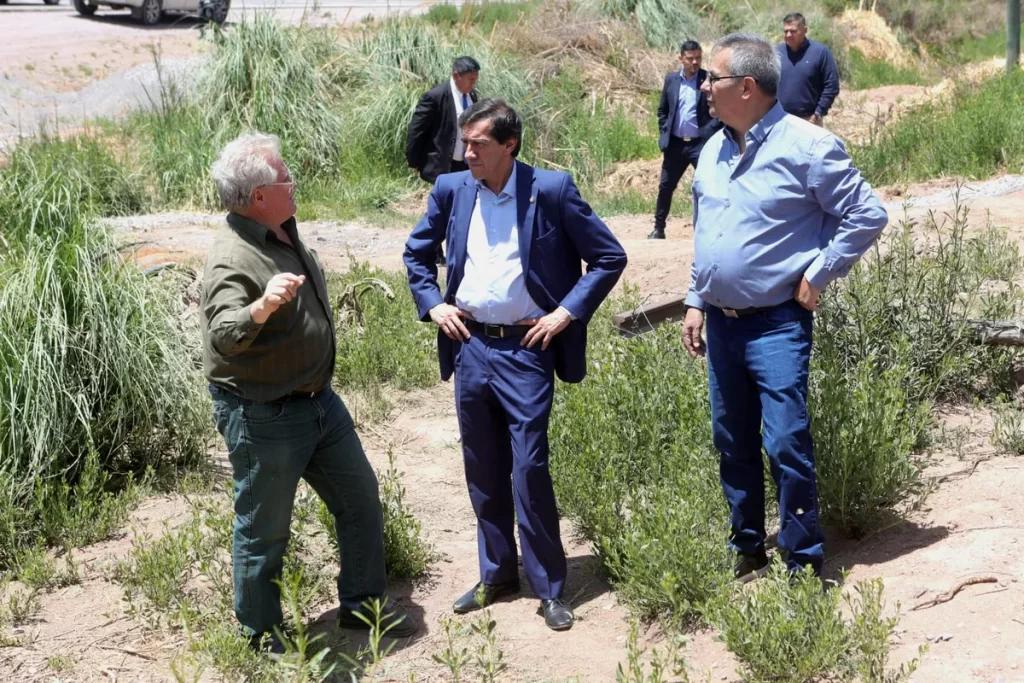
[{"xmin": 462, "ymin": 93, "xmax": 469, "ymax": 110}]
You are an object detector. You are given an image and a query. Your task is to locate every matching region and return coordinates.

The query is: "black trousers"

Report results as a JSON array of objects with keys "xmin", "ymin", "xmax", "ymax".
[{"xmin": 653, "ymin": 136, "xmax": 704, "ymax": 232}]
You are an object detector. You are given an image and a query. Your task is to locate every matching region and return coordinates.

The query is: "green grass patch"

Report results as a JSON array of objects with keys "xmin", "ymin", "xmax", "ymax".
[
  {"xmin": 848, "ymin": 48, "xmax": 927, "ymax": 90},
  {"xmin": 854, "ymin": 70, "xmax": 1024, "ymax": 185}
]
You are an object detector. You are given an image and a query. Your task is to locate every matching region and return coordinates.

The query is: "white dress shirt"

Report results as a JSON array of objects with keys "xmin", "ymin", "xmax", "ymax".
[
  {"xmin": 455, "ymin": 166, "xmax": 547, "ymax": 325},
  {"xmin": 450, "ymin": 78, "xmax": 470, "ymax": 162}
]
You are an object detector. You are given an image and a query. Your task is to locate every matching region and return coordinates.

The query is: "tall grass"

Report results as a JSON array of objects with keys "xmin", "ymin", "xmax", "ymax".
[
  {"xmin": 0, "ymin": 136, "xmax": 208, "ymax": 565},
  {"xmin": 854, "ymin": 70, "xmax": 1024, "ymax": 185}
]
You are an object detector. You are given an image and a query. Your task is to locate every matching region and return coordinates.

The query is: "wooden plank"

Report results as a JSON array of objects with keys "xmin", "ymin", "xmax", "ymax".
[
  {"xmin": 612, "ymin": 294, "xmax": 688, "ymax": 337},
  {"xmin": 968, "ymin": 319, "xmax": 1024, "ymax": 346}
]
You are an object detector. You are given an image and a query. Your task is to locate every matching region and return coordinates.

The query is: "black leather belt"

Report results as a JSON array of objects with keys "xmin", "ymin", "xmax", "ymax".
[
  {"xmin": 716, "ymin": 301, "xmax": 792, "ymax": 318},
  {"xmin": 288, "ymin": 386, "xmax": 329, "ymax": 399},
  {"xmin": 464, "ymin": 319, "xmax": 533, "ymax": 339}
]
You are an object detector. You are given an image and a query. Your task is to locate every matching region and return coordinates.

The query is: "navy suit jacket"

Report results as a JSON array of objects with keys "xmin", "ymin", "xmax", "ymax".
[
  {"xmin": 404, "ymin": 161, "xmax": 627, "ymax": 384},
  {"xmin": 657, "ymin": 69, "xmax": 721, "ymax": 151}
]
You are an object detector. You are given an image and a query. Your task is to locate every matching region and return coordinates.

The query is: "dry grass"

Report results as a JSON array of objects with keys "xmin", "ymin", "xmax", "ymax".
[{"xmin": 836, "ymin": 9, "xmax": 913, "ymax": 67}]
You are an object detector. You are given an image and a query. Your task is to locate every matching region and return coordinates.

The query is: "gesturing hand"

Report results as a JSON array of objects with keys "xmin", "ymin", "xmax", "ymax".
[
  {"xmin": 520, "ymin": 307, "xmax": 572, "ymax": 350},
  {"xmin": 794, "ymin": 277, "xmax": 822, "ymax": 312},
  {"xmin": 429, "ymin": 303, "xmax": 471, "ymax": 341},
  {"xmin": 250, "ymin": 273, "xmax": 306, "ymax": 324},
  {"xmin": 682, "ymin": 307, "xmax": 706, "ymax": 359}
]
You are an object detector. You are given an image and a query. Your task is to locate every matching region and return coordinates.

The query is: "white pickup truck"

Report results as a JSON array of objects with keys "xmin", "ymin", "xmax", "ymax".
[{"xmin": 72, "ymin": 0, "xmax": 229, "ymax": 25}]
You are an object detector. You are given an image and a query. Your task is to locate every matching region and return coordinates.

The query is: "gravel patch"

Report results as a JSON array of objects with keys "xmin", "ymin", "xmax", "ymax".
[
  {"xmin": 884, "ymin": 175, "xmax": 1024, "ymax": 212},
  {"xmin": 0, "ymin": 57, "xmax": 202, "ymax": 150}
]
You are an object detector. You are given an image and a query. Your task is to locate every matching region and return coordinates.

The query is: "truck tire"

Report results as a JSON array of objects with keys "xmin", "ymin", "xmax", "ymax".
[
  {"xmin": 73, "ymin": 0, "xmax": 97, "ymax": 15},
  {"xmin": 44, "ymin": 0, "xmax": 61, "ymax": 5},
  {"xmin": 130, "ymin": 0, "xmax": 161, "ymax": 25},
  {"xmin": 199, "ymin": 0, "xmax": 229, "ymax": 25}
]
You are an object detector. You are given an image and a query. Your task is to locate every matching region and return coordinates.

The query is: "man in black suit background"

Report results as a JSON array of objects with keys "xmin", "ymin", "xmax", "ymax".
[
  {"xmin": 406, "ymin": 56, "xmax": 481, "ymax": 185},
  {"xmin": 649, "ymin": 40, "xmax": 721, "ymax": 240}
]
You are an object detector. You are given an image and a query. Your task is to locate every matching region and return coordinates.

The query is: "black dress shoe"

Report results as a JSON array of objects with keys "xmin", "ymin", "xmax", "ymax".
[
  {"xmin": 541, "ymin": 598, "xmax": 574, "ymax": 631},
  {"xmin": 734, "ymin": 550, "xmax": 771, "ymax": 584},
  {"xmin": 452, "ymin": 580, "xmax": 520, "ymax": 614},
  {"xmin": 338, "ymin": 602, "xmax": 418, "ymax": 638},
  {"xmin": 647, "ymin": 228, "xmax": 666, "ymax": 239}
]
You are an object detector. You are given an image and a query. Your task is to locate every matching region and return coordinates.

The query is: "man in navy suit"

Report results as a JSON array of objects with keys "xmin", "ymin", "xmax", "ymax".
[
  {"xmin": 404, "ymin": 99, "xmax": 626, "ymax": 631},
  {"xmin": 649, "ymin": 40, "xmax": 721, "ymax": 240}
]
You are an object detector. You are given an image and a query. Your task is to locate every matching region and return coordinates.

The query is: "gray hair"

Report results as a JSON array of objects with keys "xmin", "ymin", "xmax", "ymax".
[
  {"xmin": 712, "ymin": 32, "xmax": 781, "ymax": 97},
  {"xmin": 210, "ymin": 132, "xmax": 281, "ymax": 213}
]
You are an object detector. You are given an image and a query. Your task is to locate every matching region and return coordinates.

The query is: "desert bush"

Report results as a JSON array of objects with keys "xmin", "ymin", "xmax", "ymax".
[
  {"xmin": 854, "ymin": 70, "xmax": 1024, "ymax": 185},
  {"xmin": 713, "ymin": 565, "xmax": 923, "ymax": 683},
  {"xmin": 551, "ymin": 321, "xmax": 733, "ymax": 620}
]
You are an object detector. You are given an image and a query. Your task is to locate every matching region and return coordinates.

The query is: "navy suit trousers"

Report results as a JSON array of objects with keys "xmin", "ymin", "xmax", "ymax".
[
  {"xmin": 453, "ymin": 333, "xmax": 566, "ymax": 599},
  {"xmin": 654, "ymin": 136, "xmax": 704, "ymax": 232}
]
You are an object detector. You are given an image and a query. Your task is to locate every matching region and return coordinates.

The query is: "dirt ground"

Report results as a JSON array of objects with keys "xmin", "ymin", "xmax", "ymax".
[{"xmin": 4, "ymin": 176, "xmax": 1024, "ymax": 681}]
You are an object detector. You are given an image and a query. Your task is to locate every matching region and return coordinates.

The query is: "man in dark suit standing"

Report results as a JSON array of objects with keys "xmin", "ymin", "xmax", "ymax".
[
  {"xmin": 404, "ymin": 99, "xmax": 626, "ymax": 631},
  {"xmin": 406, "ymin": 56, "xmax": 481, "ymax": 185},
  {"xmin": 649, "ymin": 40, "xmax": 721, "ymax": 240},
  {"xmin": 406, "ymin": 56, "xmax": 481, "ymax": 264}
]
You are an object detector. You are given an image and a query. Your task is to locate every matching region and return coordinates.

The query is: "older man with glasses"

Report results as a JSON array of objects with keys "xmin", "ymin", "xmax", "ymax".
[
  {"xmin": 201, "ymin": 132, "xmax": 417, "ymax": 657},
  {"xmin": 682, "ymin": 34, "xmax": 887, "ymax": 582}
]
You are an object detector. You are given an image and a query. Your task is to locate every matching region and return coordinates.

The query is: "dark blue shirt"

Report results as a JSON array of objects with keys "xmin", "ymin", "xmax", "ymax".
[{"xmin": 775, "ymin": 39, "xmax": 840, "ymax": 118}]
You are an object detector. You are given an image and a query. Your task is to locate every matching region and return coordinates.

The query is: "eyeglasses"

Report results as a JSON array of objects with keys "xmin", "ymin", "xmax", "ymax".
[
  {"xmin": 262, "ymin": 175, "xmax": 296, "ymax": 190},
  {"xmin": 706, "ymin": 74, "xmax": 755, "ymax": 85}
]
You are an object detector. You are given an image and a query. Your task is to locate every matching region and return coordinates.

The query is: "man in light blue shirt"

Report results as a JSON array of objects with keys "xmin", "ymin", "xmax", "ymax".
[{"xmin": 683, "ymin": 33, "xmax": 887, "ymax": 581}]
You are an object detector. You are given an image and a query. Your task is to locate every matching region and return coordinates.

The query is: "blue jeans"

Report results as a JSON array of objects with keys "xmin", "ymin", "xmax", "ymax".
[
  {"xmin": 705, "ymin": 301, "xmax": 824, "ymax": 574},
  {"xmin": 211, "ymin": 386, "xmax": 387, "ymax": 636}
]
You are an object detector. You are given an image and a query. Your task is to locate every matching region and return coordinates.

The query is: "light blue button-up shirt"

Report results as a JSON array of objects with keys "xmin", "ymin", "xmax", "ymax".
[
  {"xmin": 672, "ymin": 71, "xmax": 700, "ymax": 139},
  {"xmin": 686, "ymin": 102, "xmax": 887, "ymax": 311},
  {"xmin": 455, "ymin": 165, "xmax": 547, "ymax": 325}
]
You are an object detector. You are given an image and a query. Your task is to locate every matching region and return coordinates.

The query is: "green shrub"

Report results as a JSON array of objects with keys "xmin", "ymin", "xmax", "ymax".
[
  {"xmin": 713, "ymin": 565, "xmax": 922, "ymax": 683},
  {"xmin": 551, "ymin": 323, "xmax": 732, "ymax": 620},
  {"xmin": 854, "ymin": 71, "xmax": 1024, "ymax": 185},
  {"xmin": 810, "ymin": 355, "xmax": 931, "ymax": 536},
  {"xmin": 330, "ymin": 261, "xmax": 438, "ymax": 419}
]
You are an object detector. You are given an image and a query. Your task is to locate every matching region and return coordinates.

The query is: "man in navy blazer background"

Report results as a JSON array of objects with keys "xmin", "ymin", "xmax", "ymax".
[
  {"xmin": 404, "ymin": 99, "xmax": 626, "ymax": 631},
  {"xmin": 650, "ymin": 40, "xmax": 721, "ymax": 240}
]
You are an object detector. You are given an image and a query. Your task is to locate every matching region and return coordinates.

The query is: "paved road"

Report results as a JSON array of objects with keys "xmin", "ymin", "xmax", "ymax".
[{"xmin": 0, "ymin": 0, "xmax": 439, "ymax": 23}]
